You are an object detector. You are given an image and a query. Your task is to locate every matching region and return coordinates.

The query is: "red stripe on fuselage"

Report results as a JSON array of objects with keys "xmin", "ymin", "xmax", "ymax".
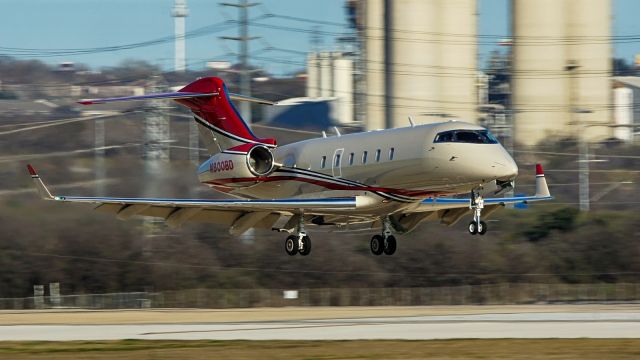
[{"xmin": 203, "ymin": 176, "xmax": 446, "ymax": 199}]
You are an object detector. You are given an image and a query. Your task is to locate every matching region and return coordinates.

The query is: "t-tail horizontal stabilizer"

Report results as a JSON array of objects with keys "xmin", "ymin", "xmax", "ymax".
[{"xmin": 77, "ymin": 77, "xmax": 277, "ymax": 152}]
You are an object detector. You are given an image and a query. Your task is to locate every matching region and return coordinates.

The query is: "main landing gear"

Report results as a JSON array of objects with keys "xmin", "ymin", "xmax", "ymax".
[
  {"xmin": 468, "ymin": 190, "xmax": 487, "ymax": 236},
  {"xmin": 284, "ymin": 216, "xmax": 311, "ymax": 256},
  {"xmin": 370, "ymin": 217, "xmax": 397, "ymax": 256}
]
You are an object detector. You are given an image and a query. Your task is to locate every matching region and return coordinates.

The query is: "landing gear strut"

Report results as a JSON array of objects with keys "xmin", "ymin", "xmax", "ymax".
[
  {"xmin": 370, "ymin": 217, "xmax": 397, "ymax": 256},
  {"xmin": 284, "ymin": 215, "xmax": 312, "ymax": 256},
  {"xmin": 468, "ymin": 190, "xmax": 487, "ymax": 235}
]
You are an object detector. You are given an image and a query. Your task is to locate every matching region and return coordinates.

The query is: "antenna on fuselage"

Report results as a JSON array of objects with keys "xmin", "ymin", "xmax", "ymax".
[
  {"xmin": 333, "ymin": 127, "xmax": 341, "ymax": 136},
  {"xmin": 408, "ymin": 116, "xmax": 415, "ymax": 127}
]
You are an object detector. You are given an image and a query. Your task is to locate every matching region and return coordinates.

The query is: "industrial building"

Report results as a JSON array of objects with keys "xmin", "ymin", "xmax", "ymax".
[
  {"xmin": 613, "ymin": 77, "xmax": 640, "ymax": 142},
  {"xmin": 512, "ymin": 0, "xmax": 612, "ymax": 145},
  {"xmin": 305, "ymin": 51, "xmax": 355, "ymax": 124}
]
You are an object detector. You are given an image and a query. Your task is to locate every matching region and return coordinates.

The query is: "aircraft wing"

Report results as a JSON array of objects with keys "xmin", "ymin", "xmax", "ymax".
[
  {"xmin": 27, "ymin": 165, "xmax": 369, "ymax": 234},
  {"xmin": 416, "ymin": 164, "xmax": 552, "ymax": 211}
]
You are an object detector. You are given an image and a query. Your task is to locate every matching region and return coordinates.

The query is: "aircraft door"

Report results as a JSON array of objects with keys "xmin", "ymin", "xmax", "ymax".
[{"xmin": 332, "ymin": 148, "xmax": 344, "ymax": 178}]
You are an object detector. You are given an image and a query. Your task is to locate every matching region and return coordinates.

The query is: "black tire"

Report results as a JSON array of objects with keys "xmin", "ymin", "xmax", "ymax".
[
  {"xmin": 478, "ymin": 221, "xmax": 487, "ymax": 235},
  {"xmin": 285, "ymin": 235, "xmax": 298, "ymax": 256},
  {"xmin": 468, "ymin": 221, "xmax": 478, "ymax": 235},
  {"xmin": 383, "ymin": 235, "xmax": 397, "ymax": 255},
  {"xmin": 370, "ymin": 235, "xmax": 384, "ymax": 255},
  {"xmin": 299, "ymin": 235, "xmax": 312, "ymax": 256}
]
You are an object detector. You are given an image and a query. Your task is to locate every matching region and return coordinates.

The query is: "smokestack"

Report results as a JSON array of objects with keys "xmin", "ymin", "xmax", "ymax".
[{"xmin": 172, "ymin": 0, "xmax": 188, "ymax": 72}]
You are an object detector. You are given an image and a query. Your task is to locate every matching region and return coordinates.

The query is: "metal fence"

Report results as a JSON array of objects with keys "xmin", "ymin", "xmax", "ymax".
[{"xmin": 1, "ymin": 283, "xmax": 639, "ymax": 310}]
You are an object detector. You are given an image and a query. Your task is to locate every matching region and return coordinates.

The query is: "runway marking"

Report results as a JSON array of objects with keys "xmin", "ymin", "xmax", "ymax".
[{"xmin": 140, "ymin": 322, "xmax": 382, "ymax": 336}]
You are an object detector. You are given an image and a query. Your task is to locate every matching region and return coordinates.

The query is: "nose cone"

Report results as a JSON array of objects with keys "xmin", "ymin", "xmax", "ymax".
[
  {"xmin": 497, "ymin": 148, "xmax": 518, "ymax": 181},
  {"xmin": 472, "ymin": 146, "xmax": 518, "ymax": 182}
]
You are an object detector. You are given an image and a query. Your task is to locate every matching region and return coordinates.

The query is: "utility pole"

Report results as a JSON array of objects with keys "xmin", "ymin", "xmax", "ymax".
[
  {"xmin": 310, "ymin": 25, "xmax": 323, "ymax": 51},
  {"xmin": 566, "ymin": 60, "xmax": 590, "ymax": 212},
  {"xmin": 94, "ymin": 118, "xmax": 105, "ymax": 196},
  {"xmin": 577, "ymin": 109, "xmax": 592, "ymax": 212},
  {"xmin": 220, "ymin": 0, "xmax": 259, "ymax": 124}
]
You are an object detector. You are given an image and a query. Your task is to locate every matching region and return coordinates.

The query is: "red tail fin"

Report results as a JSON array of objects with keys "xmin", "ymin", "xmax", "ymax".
[{"xmin": 176, "ymin": 77, "xmax": 276, "ymax": 149}]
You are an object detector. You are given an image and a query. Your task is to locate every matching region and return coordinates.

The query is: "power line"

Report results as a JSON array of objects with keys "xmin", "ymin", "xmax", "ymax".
[
  {"xmin": 259, "ymin": 9, "xmax": 640, "ymax": 43},
  {"xmin": 245, "ymin": 20, "xmax": 640, "ymax": 46},
  {"xmin": 0, "ymin": 20, "xmax": 240, "ymax": 58},
  {"xmin": 256, "ymin": 49, "xmax": 620, "ymax": 80},
  {"xmin": 0, "ymin": 112, "xmax": 140, "ymax": 136}
]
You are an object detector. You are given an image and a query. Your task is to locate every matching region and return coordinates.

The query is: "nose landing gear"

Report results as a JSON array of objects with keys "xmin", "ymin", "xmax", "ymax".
[{"xmin": 468, "ymin": 190, "xmax": 487, "ymax": 235}]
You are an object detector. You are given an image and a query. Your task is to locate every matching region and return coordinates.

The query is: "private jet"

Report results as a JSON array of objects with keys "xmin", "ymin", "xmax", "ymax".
[{"xmin": 28, "ymin": 76, "xmax": 552, "ymax": 256}]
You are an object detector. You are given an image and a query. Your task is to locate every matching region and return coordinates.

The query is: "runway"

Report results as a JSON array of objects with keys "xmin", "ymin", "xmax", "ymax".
[{"xmin": 1, "ymin": 306, "xmax": 639, "ymax": 341}]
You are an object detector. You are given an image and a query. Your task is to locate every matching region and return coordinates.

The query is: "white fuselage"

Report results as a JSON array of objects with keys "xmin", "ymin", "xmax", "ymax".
[{"xmin": 197, "ymin": 121, "xmax": 518, "ymax": 214}]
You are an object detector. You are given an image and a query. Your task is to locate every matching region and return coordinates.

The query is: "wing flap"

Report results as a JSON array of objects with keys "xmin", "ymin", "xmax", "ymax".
[{"xmin": 27, "ymin": 165, "xmax": 358, "ymax": 219}]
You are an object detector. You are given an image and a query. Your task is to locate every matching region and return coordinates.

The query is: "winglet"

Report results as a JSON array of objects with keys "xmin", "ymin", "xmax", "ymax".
[
  {"xmin": 27, "ymin": 164, "xmax": 37, "ymax": 176},
  {"xmin": 26, "ymin": 164, "xmax": 54, "ymax": 200},
  {"xmin": 534, "ymin": 163, "xmax": 550, "ymax": 198}
]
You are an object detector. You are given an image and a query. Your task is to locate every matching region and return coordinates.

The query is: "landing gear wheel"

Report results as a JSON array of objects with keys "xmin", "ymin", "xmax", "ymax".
[
  {"xmin": 383, "ymin": 235, "xmax": 397, "ymax": 255},
  {"xmin": 299, "ymin": 236, "xmax": 312, "ymax": 256},
  {"xmin": 478, "ymin": 221, "xmax": 487, "ymax": 235},
  {"xmin": 285, "ymin": 235, "xmax": 298, "ymax": 256},
  {"xmin": 370, "ymin": 235, "xmax": 384, "ymax": 256},
  {"xmin": 468, "ymin": 221, "xmax": 478, "ymax": 235}
]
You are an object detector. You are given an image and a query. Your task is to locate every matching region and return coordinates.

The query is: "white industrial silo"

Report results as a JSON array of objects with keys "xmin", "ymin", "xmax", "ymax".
[
  {"xmin": 363, "ymin": 0, "xmax": 386, "ymax": 130},
  {"xmin": 566, "ymin": 0, "xmax": 612, "ymax": 141},
  {"xmin": 390, "ymin": 0, "xmax": 441, "ymax": 128},
  {"xmin": 512, "ymin": 0, "xmax": 612, "ymax": 145},
  {"xmin": 304, "ymin": 51, "xmax": 355, "ymax": 123},
  {"xmin": 359, "ymin": 0, "xmax": 478, "ymax": 129},
  {"xmin": 333, "ymin": 57, "xmax": 355, "ymax": 123},
  {"xmin": 512, "ymin": 0, "xmax": 570, "ymax": 145},
  {"xmin": 439, "ymin": 0, "xmax": 478, "ymax": 123},
  {"xmin": 306, "ymin": 53, "xmax": 320, "ymax": 98},
  {"xmin": 613, "ymin": 86, "xmax": 633, "ymax": 141}
]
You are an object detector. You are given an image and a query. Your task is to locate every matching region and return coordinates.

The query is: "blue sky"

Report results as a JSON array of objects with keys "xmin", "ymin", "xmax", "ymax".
[{"xmin": 0, "ymin": 0, "xmax": 638, "ymax": 74}]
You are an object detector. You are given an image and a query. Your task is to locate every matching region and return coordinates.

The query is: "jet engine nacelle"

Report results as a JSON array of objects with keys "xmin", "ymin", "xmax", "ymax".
[{"xmin": 203, "ymin": 144, "xmax": 276, "ymax": 186}]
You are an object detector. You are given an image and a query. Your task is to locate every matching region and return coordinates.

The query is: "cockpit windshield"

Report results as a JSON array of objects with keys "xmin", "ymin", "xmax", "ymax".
[{"xmin": 433, "ymin": 129, "xmax": 499, "ymax": 144}]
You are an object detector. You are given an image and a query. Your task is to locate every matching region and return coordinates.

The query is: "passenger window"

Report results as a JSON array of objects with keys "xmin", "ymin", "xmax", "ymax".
[
  {"xmin": 389, "ymin": 147, "xmax": 395, "ymax": 160},
  {"xmin": 375, "ymin": 149, "xmax": 381, "ymax": 162},
  {"xmin": 362, "ymin": 151, "xmax": 368, "ymax": 164},
  {"xmin": 334, "ymin": 153, "xmax": 341, "ymax": 167},
  {"xmin": 349, "ymin": 152, "xmax": 354, "ymax": 165},
  {"xmin": 320, "ymin": 156, "xmax": 326, "ymax": 168}
]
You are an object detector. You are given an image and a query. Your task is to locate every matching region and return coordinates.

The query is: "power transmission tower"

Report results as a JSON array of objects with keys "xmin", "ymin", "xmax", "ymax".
[
  {"xmin": 142, "ymin": 77, "xmax": 171, "ymax": 256},
  {"xmin": 220, "ymin": 0, "xmax": 259, "ymax": 124}
]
